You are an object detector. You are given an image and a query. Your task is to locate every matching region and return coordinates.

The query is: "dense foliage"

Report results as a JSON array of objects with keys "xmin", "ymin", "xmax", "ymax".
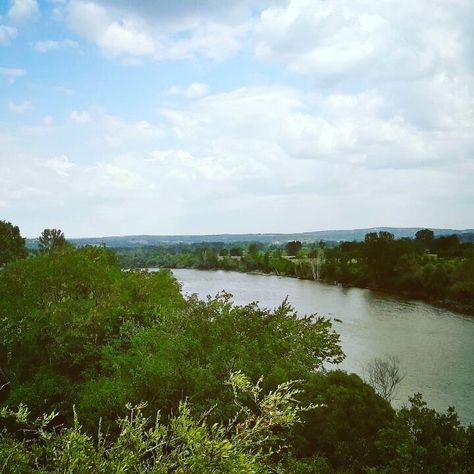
[
  {"xmin": 0, "ymin": 221, "xmax": 27, "ymax": 267},
  {"xmin": 1, "ymin": 229, "xmax": 473, "ymax": 472},
  {"xmin": 116, "ymin": 230, "xmax": 474, "ymax": 314},
  {"xmin": 38, "ymin": 228, "xmax": 67, "ymax": 253},
  {"xmin": 0, "ymin": 373, "xmax": 308, "ymax": 473}
]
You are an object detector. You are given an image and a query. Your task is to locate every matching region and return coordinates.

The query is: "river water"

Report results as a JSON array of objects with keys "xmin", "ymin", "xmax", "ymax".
[{"xmin": 169, "ymin": 268, "xmax": 474, "ymax": 424}]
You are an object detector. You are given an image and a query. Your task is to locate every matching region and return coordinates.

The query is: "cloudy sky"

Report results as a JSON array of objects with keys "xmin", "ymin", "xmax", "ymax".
[{"xmin": 1, "ymin": 0, "xmax": 473, "ymax": 238}]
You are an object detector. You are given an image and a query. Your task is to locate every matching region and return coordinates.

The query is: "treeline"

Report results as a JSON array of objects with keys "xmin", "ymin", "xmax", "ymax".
[
  {"xmin": 1, "ymin": 221, "xmax": 474, "ymax": 472},
  {"xmin": 322, "ymin": 231, "xmax": 474, "ymax": 309},
  {"xmin": 117, "ymin": 229, "xmax": 474, "ymax": 314}
]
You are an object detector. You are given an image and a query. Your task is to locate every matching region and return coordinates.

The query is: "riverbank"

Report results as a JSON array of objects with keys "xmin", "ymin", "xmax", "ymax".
[
  {"xmin": 160, "ymin": 264, "xmax": 474, "ymax": 317},
  {"xmin": 116, "ymin": 232, "xmax": 474, "ymax": 317}
]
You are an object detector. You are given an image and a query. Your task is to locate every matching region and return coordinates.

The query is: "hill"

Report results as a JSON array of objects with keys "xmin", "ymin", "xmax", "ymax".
[{"xmin": 26, "ymin": 227, "xmax": 474, "ymax": 249}]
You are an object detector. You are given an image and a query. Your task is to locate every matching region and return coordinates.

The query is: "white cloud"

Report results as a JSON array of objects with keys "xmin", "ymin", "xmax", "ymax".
[
  {"xmin": 0, "ymin": 24, "xmax": 17, "ymax": 45},
  {"xmin": 102, "ymin": 115, "xmax": 163, "ymax": 147},
  {"xmin": 256, "ymin": 0, "xmax": 474, "ymax": 84},
  {"xmin": 165, "ymin": 82, "xmax": 209, "ymax": 99},
  {"xmin": 7, "ymin": 100, "xmax": 33, "ymax": 114},
  {"xmin": 8, "ymin": 0, "xmax": 39, "ymax": 23},
  {"xmin": 70, "ymin": 110, "xmax": 91, "ymax": 122},
  {"xmin": 147, "ymin": 149, "xmax": 193, "ymax": 163},
  {"xmin": 1, "ymin": 80, "xmax": 473, "ymax": 236},
  {"xmin": 67, "ymin": 1, "xmax": 155, "ymax": 57},
  {"xmin": 34, "ymin": 39, "xmax": 79, "ymax": 52},
  {"xmin": 42, "ymin": 155, "xmax": 75, "ymax": 176},
  {"xmin": 95, "ymin": 162, "xmax": 143, "ymax": 190},
  {"xmin": 0, "ymin": 66, "xmax": 25, "ymax": 83},
  {"xmin": 69, "ymin": 107, "xmax": 163, "ymax": 146},
  {"xmin": 65, "ymin": 0, "xmax": 253, "ymax": 60}
]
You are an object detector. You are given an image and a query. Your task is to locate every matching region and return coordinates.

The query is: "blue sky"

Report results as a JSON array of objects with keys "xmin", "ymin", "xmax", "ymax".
[{"xmin": 1, "ymin": 0, "xmax": 473, "ymax": 237}]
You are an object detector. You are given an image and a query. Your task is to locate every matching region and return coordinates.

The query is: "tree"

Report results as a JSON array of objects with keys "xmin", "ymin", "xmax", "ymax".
[
  {"xmin": 292, "ymin": 370, "xmax": 394, "ymax": 470},
  {"xmin": 364, "ymin": 232, "xmax": 397, "ymax": 286},
  {"xmin": 375, "ymin": 393, "xmax": 474, "ymax": 472},
  {"xmin": 0, "ymin": 220, "xmax": 27, "ymax": 266},
  {"xmin": 415, "ymin": 228, "xmax": 434, "ymax": 241},
  {"xmin": 38, "ymin": 228, "xmax": 67, "ymax": 253},
  {"xmin": 364, "ymin": 355, "xmax": 404, "ymax": 402},
  {"xmin": 229, "ymin": 246, "xmax": 243, "ymax": 257},
  {"xmin": 0, "ymin": 373, "xmax": 309, "ymax": 473},
  {"xmin": 286, "ymin": 240, "xmax": 302, "ymax": 257}
]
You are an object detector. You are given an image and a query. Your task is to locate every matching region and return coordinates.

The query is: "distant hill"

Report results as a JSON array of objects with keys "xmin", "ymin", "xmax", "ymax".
[{"xmin": 26, "ymin": 227, "xmax": 474, "ymax": 249}]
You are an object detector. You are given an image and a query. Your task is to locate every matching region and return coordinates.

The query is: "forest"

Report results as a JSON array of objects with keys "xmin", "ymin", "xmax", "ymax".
[
  {"xmin": 116, "ymin": 229, "xmax": 474, "ymax": 315},
  {"xmin": 0, "ymin": 221, "xmax": 473, "ymax": 473}
]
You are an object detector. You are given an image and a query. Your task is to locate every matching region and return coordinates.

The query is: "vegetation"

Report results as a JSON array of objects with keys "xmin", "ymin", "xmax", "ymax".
[
  {"xmin": 363, "ymin": 356, "xmax": 405, "ymax": 402},
  {"xmin": 0, "ymin": 373, "xmax": 308, "ymax": 473},
  {"xmin": 38, "ymin": 228, "xmax": 68, "ymax": 253},
  {"xmin": 0, "ymin": 224, "xmax": 473, "ymax": 472},
  {"xmin": 0, "ymin": 221, "xmax": 26, "ymax": 267},
  {"xmin": 116, "ymin": 230, "xmax": 474, "ymax": 314}
]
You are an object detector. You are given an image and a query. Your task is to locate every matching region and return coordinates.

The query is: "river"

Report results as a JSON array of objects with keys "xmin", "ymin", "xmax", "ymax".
[{"xmin": 168, "ymin": 268, "xmax": 474, "ymax": 424}]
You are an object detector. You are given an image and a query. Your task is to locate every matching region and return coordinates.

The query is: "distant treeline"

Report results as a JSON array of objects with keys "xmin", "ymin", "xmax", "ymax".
[
  {"xmin": 117, "ymin": 229, "xmax": 474, "ymax": 315},
  {"xmin": 24, "ymin": 227, "xmax": 474, "ymax": 249}
]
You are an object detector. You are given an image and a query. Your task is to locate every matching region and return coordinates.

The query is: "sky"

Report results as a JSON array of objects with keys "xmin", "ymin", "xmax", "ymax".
[{"xmin": 1, "ymin": 0, "xmax": 473, "ymax": 238}]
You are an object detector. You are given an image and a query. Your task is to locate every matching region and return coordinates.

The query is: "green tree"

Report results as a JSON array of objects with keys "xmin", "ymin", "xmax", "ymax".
[
  {"xmin": 364, "ymin": 232, "xmax": 397, "ymax": 286},
  {"xmin": 0, "ymin": 246, "xmax": 183, "ymax": 420},
  {"xmin": 375, "ymin": 393, "xmax": 474, "ymax": 473},
  {"xmin": 76, "ymin": 294, "xmax": 344, "ymax": 430},
  {"xmin": 415, "ymin": 228, "xmax": 434, "ymax": 241},
  {"xmin": 286, "ymin": 240, "xmax": 302, "ymax": 257},
  {"xmin": 0, "ymin": 220, "xmax": 27, "ymax": 266},
  {"xmin": 38, "ymin": 228, "xmax": 67, "ymax": 253},
  {"xmin": 292, "ymin": 371, "xmax": 394, "ymax": 471},
  {"xmin": 229, "ymin": 246, "xmax": 243, "ymax": 257},
  {"xmin": 0, "ymin": 373, "xmax": 308, "ymax": 473}
]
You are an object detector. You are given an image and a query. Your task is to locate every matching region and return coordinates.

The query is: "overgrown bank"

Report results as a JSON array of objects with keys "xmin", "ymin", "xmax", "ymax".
[{"xmin": 116, "ymin": 230, "xmax": 474, "ymax": 315}]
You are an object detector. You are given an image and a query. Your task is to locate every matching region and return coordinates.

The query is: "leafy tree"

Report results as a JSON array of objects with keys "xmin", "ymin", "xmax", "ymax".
[
  {"xmin": 76, "ymin": 294, "xmax": 344, "ymax": 430},
  {"xmin": 0, "ymin": 246, "xmax": 183, "ymax": 420},
  {"xmin": 415, "ymin": 228, "xmax": 434, "ymax": 241},
  {"xmin": 0, "ymin": 220, "xmax": 27, "ymax": 266},
  {"xmin": 229, "ymin": 246, "xmax": 243, "ymax": 257},
  {"xmin": 38, "ymin": 228, "xmax": 67, "ymax": 253},
  {"xmin": 0, "ymin": 373, "xmax": 308, "ymax": 473},
  {"xmin": 375, "ymin": 394, "xmax": 474, "ymax": 473},
  {"xmin": 292, "ymin": 371, "xmax": 394, "ymax": 471},
  {"xmin": 364, "ymin": 231, "xmax": 397, "ymax": 286},
  {"xmin": 433, "ymin": 234, "xmax": 461, "ymax": 257},
  {"xmin": 286, "ymin": 240, "xmax": 302, "ymax": 256}
]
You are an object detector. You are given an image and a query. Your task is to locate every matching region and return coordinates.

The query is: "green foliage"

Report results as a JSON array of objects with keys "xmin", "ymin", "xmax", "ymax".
[
  {"xmin": 0, "ymin": 242, "xmax": 343, "ymax": 433},
  {"xmin": 0, "ymin": 373, "xmax": 308, "ymax": 473},
  {"xmin": 38, "ymin": 228, "xmax": 68, "ymax": 253},
  {"xmin": 415, "ymin": 228, "xmax": 435, "ymax": 241},
  {"xmin": 292, "ymin": 371, "xmax": 394, "ymax": 471},
  {"xmin": 75, "ymin": 293, "xmax": 344, "ymax": 431},
  {"xmin": 0, "ymin": 245, "xmax": 183, "ymax": 419},
  {"xmin": 0, "ymin": 221, "xmax": 27, "ymax": 267},
  {"xmin": 286, "ymin": 240, "xmax": 302, "ymax": 257},
  {"xmin": 374, "ymin": 393, "xmax": 474, "ymax": 473}
]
